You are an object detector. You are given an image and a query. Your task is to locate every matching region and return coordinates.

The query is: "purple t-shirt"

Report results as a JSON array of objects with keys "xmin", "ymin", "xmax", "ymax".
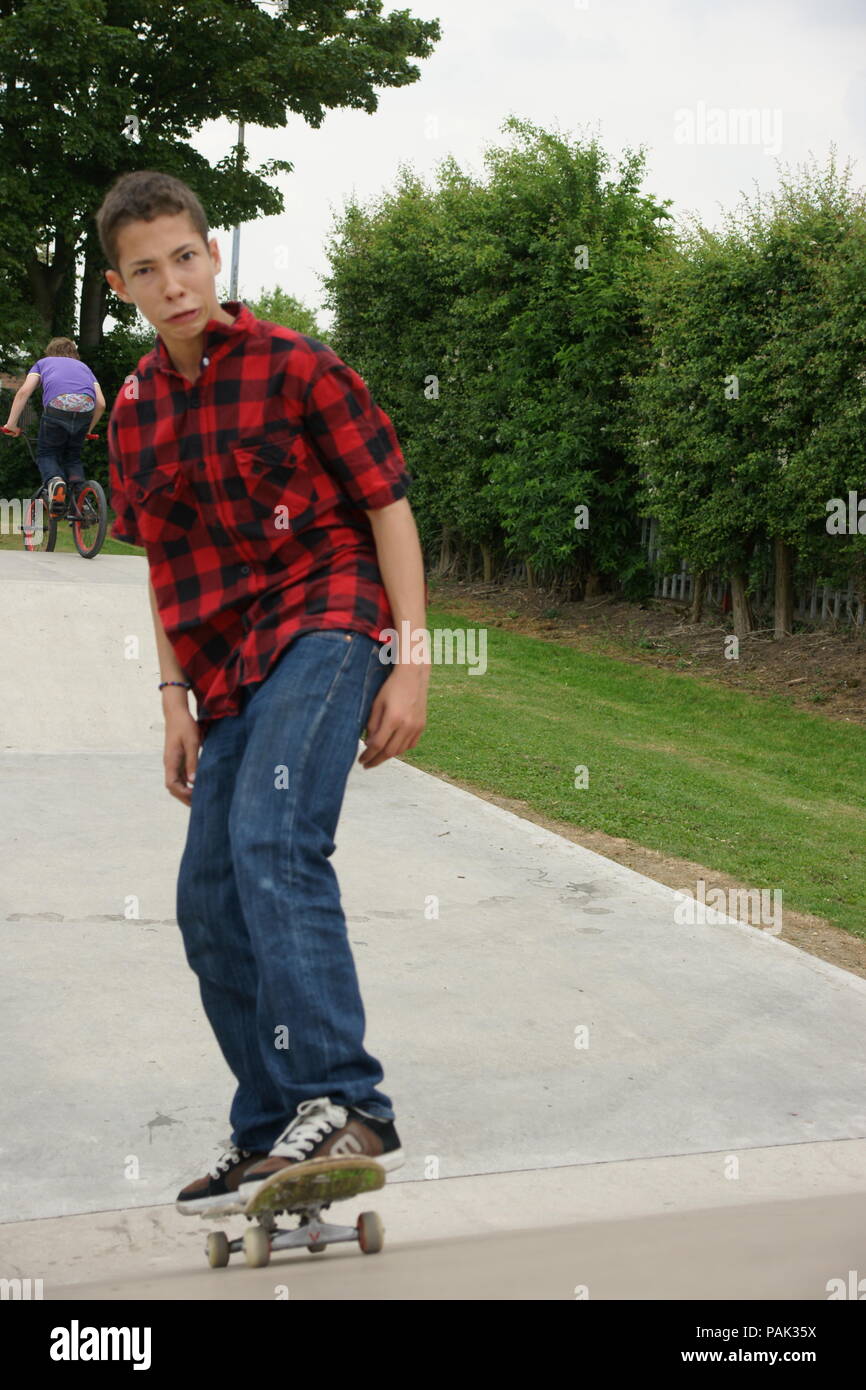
[{"xmin": 27, "ymin": 357, "xmax": 97, "ymax": 404}]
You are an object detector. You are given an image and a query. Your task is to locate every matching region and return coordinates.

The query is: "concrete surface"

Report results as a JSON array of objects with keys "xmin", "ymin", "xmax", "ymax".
[
  {"xmin": 4, "ymin": 1143, "xmax": 866, "ymax": 1299},
  {"xmin": 1, "ymin": 549, "xmax": 865, "ymax": 1299}
]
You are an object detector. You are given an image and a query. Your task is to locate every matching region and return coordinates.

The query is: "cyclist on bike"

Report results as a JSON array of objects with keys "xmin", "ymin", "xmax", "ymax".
[{"xmin": 3, "ymin": 337, "xmax": 106, "ymax": 516}]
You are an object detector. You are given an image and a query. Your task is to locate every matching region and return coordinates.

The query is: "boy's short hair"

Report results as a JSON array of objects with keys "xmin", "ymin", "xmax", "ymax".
[
  {"xmin": 43, "ymin": 337, "xmax": 80, "ymax": 360},
  {"xmin": 96, "ymin": 170, "xmax": 210, "ymax": 273}
]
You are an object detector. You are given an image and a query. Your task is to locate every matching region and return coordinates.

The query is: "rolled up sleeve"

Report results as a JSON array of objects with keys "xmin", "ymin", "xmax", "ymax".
[{"xmin": 302, "ymin": 348, "xmax": 412, "ymax": 510}]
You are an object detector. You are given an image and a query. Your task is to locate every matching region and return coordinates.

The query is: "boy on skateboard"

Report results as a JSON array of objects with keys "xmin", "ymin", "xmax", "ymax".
[{"xmin": 96, "ymin": 170, "xmax": 429, "ymax": 1215}]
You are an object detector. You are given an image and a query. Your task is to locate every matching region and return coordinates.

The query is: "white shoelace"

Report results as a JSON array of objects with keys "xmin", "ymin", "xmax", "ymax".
[
  {"xmin": 207, "ymin": 1145, "xmax": 250, "ymax": 1178},
  {"xmin": 270, "ymin": 1098, "xmax": 347, "ymax": 1159}
]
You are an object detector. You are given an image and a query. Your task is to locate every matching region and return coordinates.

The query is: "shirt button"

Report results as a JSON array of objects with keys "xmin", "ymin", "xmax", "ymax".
[
  {"xmin": 202, "ymin": 356, "xmax": 210, "ymax": 367},
  {"xmin": 240, "ymin": 565, "xmax": 250, "ymax": 575}
]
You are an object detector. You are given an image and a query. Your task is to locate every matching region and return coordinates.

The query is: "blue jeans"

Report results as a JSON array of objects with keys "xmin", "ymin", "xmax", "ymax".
[
  {"xmin": 176, "ymin": 628, "xmax": 396, "ymax": 1152},
  {"xmin": 36, "ymin": 405, "xmax": 93, "ymax": 487}
]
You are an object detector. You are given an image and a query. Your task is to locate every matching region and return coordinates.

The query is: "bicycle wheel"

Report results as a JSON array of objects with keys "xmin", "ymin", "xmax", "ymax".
[
  {"xmin": 71, "ymin": 478, "xmax": 107, "ymax": 558},
  {"xmin": 21, "ymin": 487, "xmax": 57, "ymax": 552}
]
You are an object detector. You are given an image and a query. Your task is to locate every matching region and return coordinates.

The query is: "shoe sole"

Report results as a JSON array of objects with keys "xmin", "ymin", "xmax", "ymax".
[
  {"xmin": 176, "ymin": 1192, "xmax": 248, "ymax": 1217},
  {"xmin": 237, "ymin": 1146, "xmax": 406, "ymax": 1203}
]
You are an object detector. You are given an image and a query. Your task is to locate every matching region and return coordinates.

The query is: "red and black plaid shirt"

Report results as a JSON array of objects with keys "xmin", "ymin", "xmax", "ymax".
[{"xmin": 108, "ymin": 301, "xmax": 420, "ymax": 741}]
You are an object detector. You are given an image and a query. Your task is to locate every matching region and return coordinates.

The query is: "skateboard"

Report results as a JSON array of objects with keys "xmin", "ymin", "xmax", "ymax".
[{"xmin": 203, "ymin": 1156, "xmax": 387, "ymax": 1268}]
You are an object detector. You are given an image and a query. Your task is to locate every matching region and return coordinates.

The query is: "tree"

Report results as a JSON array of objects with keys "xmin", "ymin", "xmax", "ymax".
[
  {"xmin": 629, "ymin": 150, "xmax": 866, "ymax": 637},
  {"xmin": 0, "ymin": 0, "xmax": 441, "ymax": 363},
  {"xmin": 628, "ymin": 226, "xmax": 769, "ymax": 635},
  {"xmin": 325, "ymin": 118, "xmax": 668, "ymax": 597},
  {"xmin": 470, "ymin": 118, "xmax": 668, "ymax": 598},
  {"xmin": 324, "ymin": 162, "xmax": 475, "ymax": 572},
  {"xmin": 247, "ymin": 286, "xmax": 323, "ymax": 338}
]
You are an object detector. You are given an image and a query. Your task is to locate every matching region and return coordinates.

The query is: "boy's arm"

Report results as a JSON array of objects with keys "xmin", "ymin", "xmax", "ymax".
[
  {"xmin": 3, "ymin": 372, "xmax": 40, "ymax": 430},
  {"xmin": 299, "ymin": 345, "xmax": 429, "ymax": 625},
  {"xmin": 108, "ymin": 398, "xmax": 197, "ymax": 800},
  {"xmin": 148, "ymin": 577, "xmax": 192, "ymax": 715},
  {"xmin": 149, "ymin": 575, "xmax": 200, "ymax": 806},
  {"xmin": 90, "ymin": 381, "xmax": 106, "ymax": 433},
  {"xmin": 295, "ymin": 344, "xmax": 430, "ymax": 768},
  {"xmin": 366, "ymin": 498, "xmax": 430, "ymax": 681},
  {"xmin": 359, "ymin": 497, "xmax": 429, "ymax": 769}
]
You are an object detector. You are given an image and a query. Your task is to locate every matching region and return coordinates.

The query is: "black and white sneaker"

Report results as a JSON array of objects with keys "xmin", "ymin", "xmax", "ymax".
[
  {"xmin": 176, "ymin": 1145, "xmax": 270, "ymax": 1216},
  {"xmin": 237, "ymin": 1097, "xmax": 405, "ymax": 1201}
]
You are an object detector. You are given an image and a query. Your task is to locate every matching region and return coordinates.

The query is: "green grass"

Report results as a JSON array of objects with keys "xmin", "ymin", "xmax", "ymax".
[
  {"xmin": 406, "ymin": 607, "xmax": 866, "ymax": 939},
  {"xmin": 0, "ymin": 515, "xmax": 142, "ymax": 555}
]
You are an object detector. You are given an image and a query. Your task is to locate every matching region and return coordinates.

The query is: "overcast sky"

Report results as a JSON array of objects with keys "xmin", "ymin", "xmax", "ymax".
[{"xmin": 185, "ymin": 0, "xmax": 866, "ymax": 333}]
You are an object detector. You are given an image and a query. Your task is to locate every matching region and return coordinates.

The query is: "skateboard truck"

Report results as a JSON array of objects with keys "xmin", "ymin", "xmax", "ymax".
[{"xmin": 206, "ymin": 1202, "xmax": 385, "ymax": 1267}]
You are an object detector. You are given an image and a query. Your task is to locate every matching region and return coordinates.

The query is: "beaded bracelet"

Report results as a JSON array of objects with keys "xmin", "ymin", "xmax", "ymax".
[{"xmin": 158, "ymin": 680, "xmax": 192, "ymax": 690}]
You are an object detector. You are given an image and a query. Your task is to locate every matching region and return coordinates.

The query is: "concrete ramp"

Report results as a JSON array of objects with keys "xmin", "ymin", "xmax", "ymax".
[{"xmin": 1, "ymin": 551, "xmax": 163, "ymax": 753}]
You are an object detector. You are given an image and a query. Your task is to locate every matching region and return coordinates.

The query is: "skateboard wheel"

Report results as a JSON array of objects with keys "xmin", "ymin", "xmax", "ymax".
[
  {"xmin": 206, "ymin": 1231, "xmax": 230, "ymax": 1268},
  {"xmin": 357, "ymin": 1211, "xmax": 384, "ymax": 1254},
  {"xmin": 306, "ymin": 1242, "xmax": 327, "ymax": 1254},
  {"xmin": 243, "ymin": 1226, "xmax": 271, "ymax": 1267}
]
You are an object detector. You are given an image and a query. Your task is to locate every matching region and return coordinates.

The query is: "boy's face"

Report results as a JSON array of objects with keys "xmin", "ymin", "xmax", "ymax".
[{"xmin": 105, "ymin": 212, "xmax": 229, "ymax": 344}]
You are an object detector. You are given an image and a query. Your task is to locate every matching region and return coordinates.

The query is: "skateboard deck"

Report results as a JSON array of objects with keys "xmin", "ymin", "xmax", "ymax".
[{"xmin": 203, "ymin": 1156, "xmax": 387, "ymax": 1268}]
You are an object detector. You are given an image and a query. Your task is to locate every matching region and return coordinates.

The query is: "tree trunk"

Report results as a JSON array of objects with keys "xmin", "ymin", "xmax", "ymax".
[
  {"xmin": 584, "ymin": 568, "xmax": 603, "ymax": 598},
  {"xmin": 525, "ymin": 558, "xmax": 536, "ymax": 592},
  {"xmin": 52, "ymin": 235, "xmax": 77, "ymax": 337},
  {"xmin": 690, "ymin": 571, "xmax": 706, "ymax": 623},
  {"xmin": 730, "ymin": 570, "xmax": 756, "ymax": 637},
  {"xmin": 78, "ymin": 230, "xmax": 110, "ymax": 351},
  {"xmin": 480, "ymin": 542, "xmax": 493, "ymax": 582},
  {"xmin": 26, "ymin": 227, "xmax": 77, "ymax": 336},
  {"xmin": 437, "ymin": 525, "xmax": 453, "ymax": 576},
  {"xmin": 773, "ymin": 538, "xmax": 794, "ymax": 638}
]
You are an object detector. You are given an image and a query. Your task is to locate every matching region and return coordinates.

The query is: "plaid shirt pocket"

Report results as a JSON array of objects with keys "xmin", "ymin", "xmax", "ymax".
[
  {"xmin": 217, "ymin": 428, "xmax": 320, "ymax": 563},
  {"xmin": 130, "ymin": 464, "xmax": 195, "ymax": 548}
]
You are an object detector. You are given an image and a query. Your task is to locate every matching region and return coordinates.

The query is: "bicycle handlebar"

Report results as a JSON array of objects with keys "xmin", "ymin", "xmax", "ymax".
[{"xmin": 1, "ymin": 426, "xmax": 100, "ymax": 438}]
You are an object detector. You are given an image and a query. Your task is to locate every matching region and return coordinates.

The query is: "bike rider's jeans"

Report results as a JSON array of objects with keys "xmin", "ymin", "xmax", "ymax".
[
  {"xmin": 175, "ymin": 628, "xmax": 396, "ymax": 1152},
  {"xmin": 36, "ymin": 405, "xmax": 94, "ymax": 487}
]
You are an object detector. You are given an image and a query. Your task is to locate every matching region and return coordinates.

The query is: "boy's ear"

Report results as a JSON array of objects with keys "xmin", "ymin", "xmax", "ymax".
[
  {"xmin": 105, "ymin": 268, "xmax": 132, "ymax": 303},
  {"xmin": 208, "ymin": 236, "xmax": 222, "ymax": 272}
]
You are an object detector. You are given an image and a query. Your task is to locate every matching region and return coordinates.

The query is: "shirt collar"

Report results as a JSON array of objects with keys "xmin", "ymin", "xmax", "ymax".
[{"xmin": 154, "ymin": 300, "xmax": 253, "ymax": 374}]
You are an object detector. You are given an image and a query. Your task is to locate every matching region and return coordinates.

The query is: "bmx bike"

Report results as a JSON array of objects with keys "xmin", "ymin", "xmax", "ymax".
[{"xmin": 1, "ymin": 426, "xmax": 108, "ymax": 559}]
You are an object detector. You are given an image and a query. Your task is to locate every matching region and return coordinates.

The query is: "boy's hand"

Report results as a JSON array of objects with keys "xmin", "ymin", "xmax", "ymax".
[
  {"xmin": 2, "ymin": 425, "xmax": 21, "ymax": 435},
  {"xmin": 164, "ymin": 707, "xmax": 201, "ymax": 806},
  {"xmin": 358, "ymin": 664, "xmax": 429, "ymax": 769}
]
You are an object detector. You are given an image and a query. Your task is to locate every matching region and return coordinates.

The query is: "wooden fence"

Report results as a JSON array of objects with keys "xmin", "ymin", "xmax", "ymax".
[{"xmin": 641, "ymin": 517, "xmax": 866, "ymax": 626}]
